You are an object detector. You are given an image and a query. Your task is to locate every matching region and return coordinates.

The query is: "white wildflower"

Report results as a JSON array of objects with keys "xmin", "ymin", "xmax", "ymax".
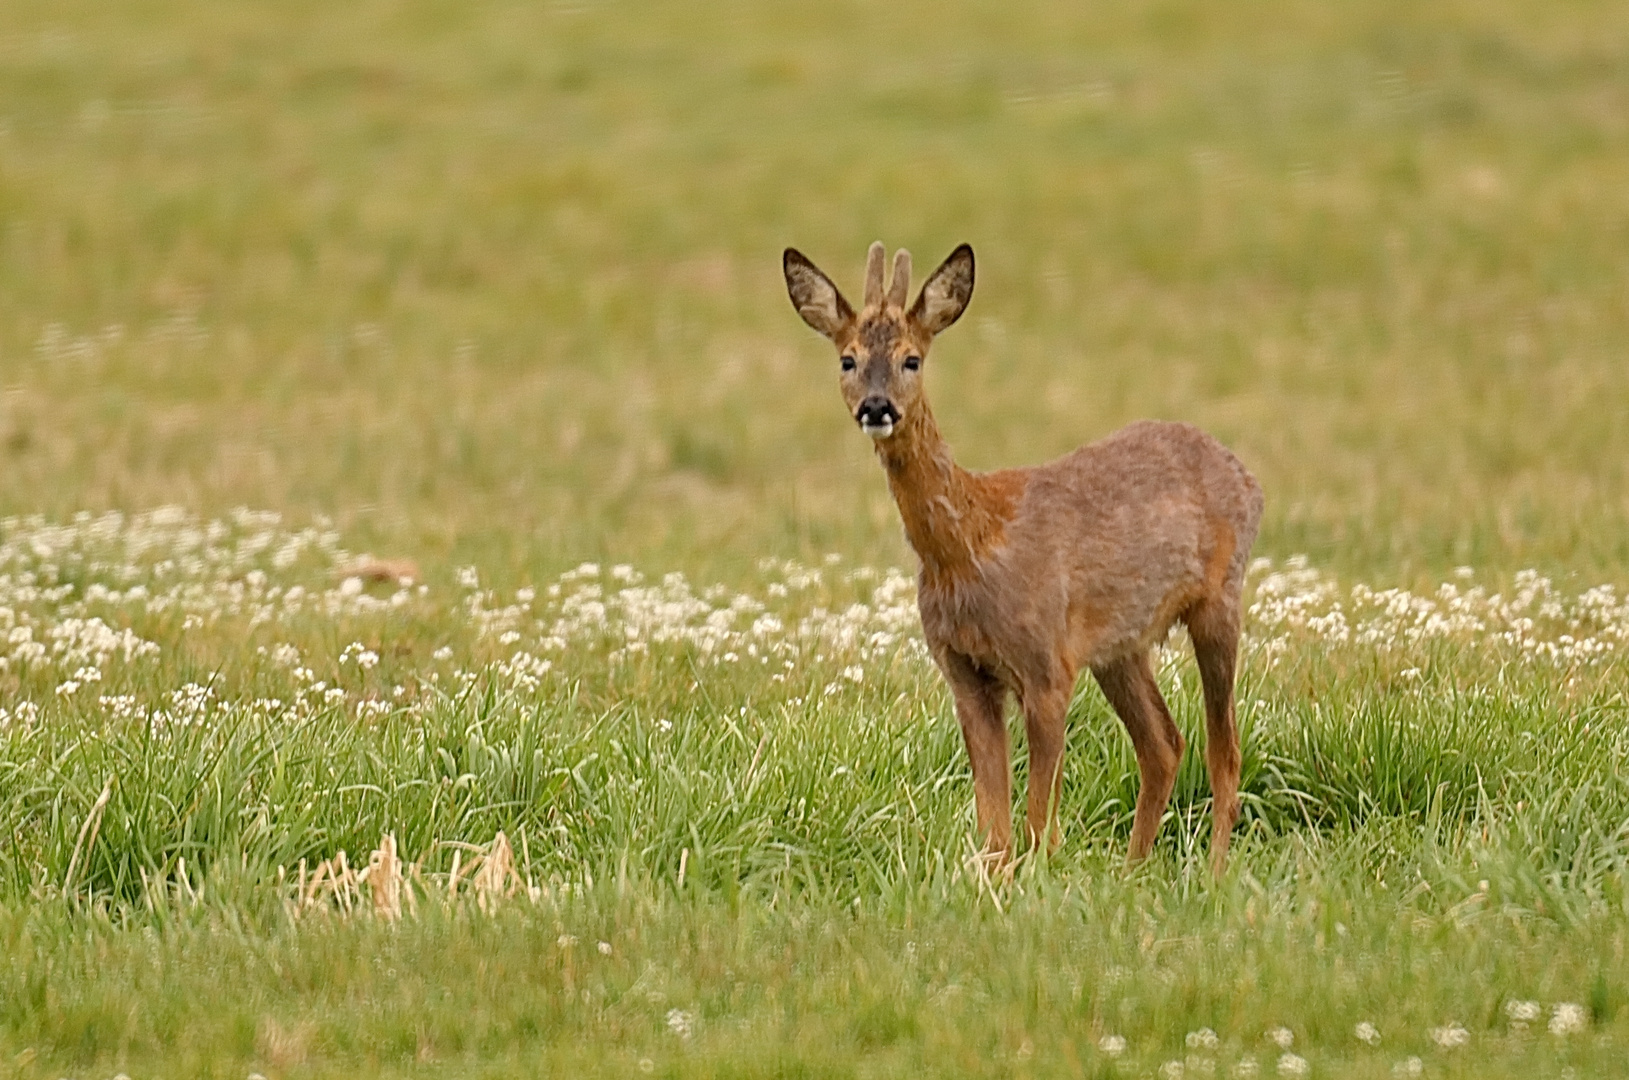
[
  {"xmin": 597, "ymin": 941, "xmax": 613, "ymax": 955},
  {"xmin": 1276, "ymin": 1053, "xmax": 1308, "ymax": 1077},
  {"xmin": 666, "ymin": 1008, "xmax": 694, "ymax": 1040},
  {"xmin": 1187, "ymin": 1029, "xmax": 1221, "ymax": 1051},
  {"xmin": 99, "ymin": 695, "xmax": 138, "ymax": 720},
  {"xmin": 1505, "ymin": 999, "xmax": 1540, "ymax": 1027},
  {"xmin": 1549, "ymin": 1002, "xmax": 1586, "ymax": 1036},
  {"xmin": 496, "ymin": 651, "xmax": 551, "ymax": 691},
  {"xmin": 1098, "ymin": 1034, "xmax": 1126, "ymax": 1057},
  {"xmin": 1392, "ymin": 1058, "xmax": 1422, "ymax": 1077},
  {"xmin": 339, "ymin": 642, "xmax": 380, "ymax": 669},
  {"xmin": 1430, "ymin": 1023, "xmax": 1468, "ymax": 1049},
  {"xmin": 1267, "ymin": 1027, "xmax": 1294, "ymax": 1050},
  {"xmin": 1354, "ymin": 1021, "xmax": 1380, "ymax": 1046}
]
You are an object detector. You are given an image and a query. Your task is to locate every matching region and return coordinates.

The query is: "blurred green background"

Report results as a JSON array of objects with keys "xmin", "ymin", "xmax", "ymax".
[{"xmin": 3, "ymin": 0, "xmax": 1627, "ymax": 581}]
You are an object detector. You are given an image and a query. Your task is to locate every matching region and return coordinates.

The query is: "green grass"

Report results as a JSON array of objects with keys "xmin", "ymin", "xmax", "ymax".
[
  {"xmin": 3, "ymin": 524, "xmax": 1629, "ymax": 1077},
  {"xmin": 4, "ymin": 0, "xmax": 1629, "ymax": 579},
  {"xmin": 4, "ymin": 0, "xmax": 1629, "ymax": 1075},
  {"xmin": 6, "ymin": 875, "xmax": 1629, "ymax": 1079}
]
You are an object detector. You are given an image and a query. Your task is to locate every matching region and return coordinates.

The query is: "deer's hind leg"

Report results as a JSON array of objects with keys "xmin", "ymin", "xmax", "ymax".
[
  {"xmin": 1093, "ymin": 652, "xmax": 1184, "ymax": 865},
  {"xmin": 940, "ymin": 650, "xmax": 1013, "ymax": 863},
  {"xmin": 1186, "ymin": 594, "xmax": 1243, "ymax": 875}
]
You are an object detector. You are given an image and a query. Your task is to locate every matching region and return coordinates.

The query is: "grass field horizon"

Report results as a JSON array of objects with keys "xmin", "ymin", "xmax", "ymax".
[{"xmin": 4, "ymin": 0, "xmax": 1629, "ymax": 1075}]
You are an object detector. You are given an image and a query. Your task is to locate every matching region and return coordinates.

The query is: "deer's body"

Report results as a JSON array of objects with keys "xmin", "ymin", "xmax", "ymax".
[{"xmin": 783, "ymin": 242, "xmax": 1262, "ymax": 871}]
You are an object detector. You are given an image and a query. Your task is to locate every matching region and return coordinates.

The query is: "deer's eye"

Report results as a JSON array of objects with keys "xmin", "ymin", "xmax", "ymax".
[
  {"xmin": 840, "ymin": 355, "xmax": 857, "ymax": 372},
  {"xmin": 903, "ymin": 355, "xmax": 921, "ymax": 371}
]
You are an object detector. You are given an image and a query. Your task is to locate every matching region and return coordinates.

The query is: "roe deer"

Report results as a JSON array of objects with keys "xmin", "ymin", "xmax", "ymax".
[{"xmin": 782, "ymin": 241, "xmax": 1263, "ymax": 873}]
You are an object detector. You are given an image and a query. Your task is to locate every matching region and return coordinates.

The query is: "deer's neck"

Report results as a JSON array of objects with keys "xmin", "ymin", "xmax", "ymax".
[{"xmin": 876, "ymin": 404, "xmax": 1021, "ymax": 583}]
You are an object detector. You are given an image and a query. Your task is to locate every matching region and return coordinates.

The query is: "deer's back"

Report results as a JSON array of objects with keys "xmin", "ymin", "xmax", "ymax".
[{"xmin": 1034, "ymin": 419, "xmax": 1260, "ymax": 550}]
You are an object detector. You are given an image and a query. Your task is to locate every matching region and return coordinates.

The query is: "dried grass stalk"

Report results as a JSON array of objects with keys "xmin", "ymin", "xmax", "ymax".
[{"xmin": 364, "ymin": 833, "xmax": 403, "ymax": 920}]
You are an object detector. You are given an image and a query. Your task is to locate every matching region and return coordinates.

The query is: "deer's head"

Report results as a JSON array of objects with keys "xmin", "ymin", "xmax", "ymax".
[{"xmin": 783, "ymin": 242, "xmax": 974, "ymax": 441}]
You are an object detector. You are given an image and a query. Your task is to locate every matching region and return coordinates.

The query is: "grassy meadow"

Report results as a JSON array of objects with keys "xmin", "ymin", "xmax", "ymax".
[{"xmin": 3, "ymin": 0, "xmax": 1629, "ymax": 1075}]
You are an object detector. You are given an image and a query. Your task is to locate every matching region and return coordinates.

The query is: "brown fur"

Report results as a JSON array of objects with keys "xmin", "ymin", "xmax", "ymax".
[{"xmin": 783, "ymin": 243, "xmax": 1264, "ymax": 873}]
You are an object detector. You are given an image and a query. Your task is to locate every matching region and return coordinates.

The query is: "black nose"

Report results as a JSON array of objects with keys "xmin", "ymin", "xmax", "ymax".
[{"xmin": 855, "ymin": 396, "xmax": 899, "ymax": 427}]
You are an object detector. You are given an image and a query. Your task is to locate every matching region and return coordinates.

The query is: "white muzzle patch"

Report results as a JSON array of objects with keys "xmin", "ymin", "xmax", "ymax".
[{"xmin": 861, "ymin": 419, "xmax": 895, "ymax": 440}]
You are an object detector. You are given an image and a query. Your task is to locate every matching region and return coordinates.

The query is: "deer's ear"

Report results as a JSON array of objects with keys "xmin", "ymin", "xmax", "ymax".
[
  {"xmin": 783, "ymin": 249, "xmax": 854, "ymax": 340},
  {"xmin": 909, "ymin": 243, "xmax": 974, "ymax": 336}
]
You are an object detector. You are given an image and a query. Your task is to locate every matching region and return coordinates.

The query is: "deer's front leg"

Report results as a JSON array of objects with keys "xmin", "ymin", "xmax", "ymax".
[
  {"xmin": 941, "ymin": 651, "xmax": 1011, "ymax": 862},
  {"xmin": 1021, "ymin": 678, "xmax": 1071, "ymax": 855}
]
